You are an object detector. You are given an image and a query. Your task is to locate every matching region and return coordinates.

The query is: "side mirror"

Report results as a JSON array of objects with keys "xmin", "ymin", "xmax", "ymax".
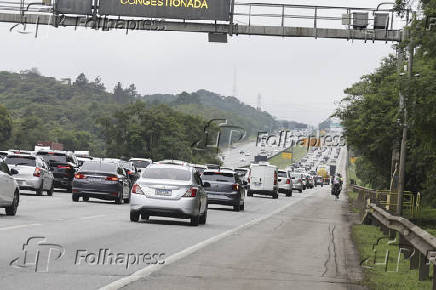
[
  {"xmin": 10, "ymin": 168, "xmax": 19, "ymax": 175},
  {"xmin": 203, "ymin": 182, "xmax": 211, "ymax": 188}
]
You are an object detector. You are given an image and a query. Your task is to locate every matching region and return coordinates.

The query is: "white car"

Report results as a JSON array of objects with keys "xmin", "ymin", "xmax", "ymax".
[
  {"xmin": 277, "ymin": 170, "xmax": 293, "ymax": 197},
  {"xmin": 247, "ymin": 162, "xmax": 278, "ymax": 199},
  {"xmin": 5, "ymin": 155, "xmax": 54, "ymax": 196},
  {"xmin": 129, "ymin": 158, "xmax": 152, "ymax": 173},
  {"xmin": 130, "ymin": 163, "xmax": 208, "ymax": 226},
  {"xmin": 0, "ymin": 160, "xmax": 20, "ymax": 215}
]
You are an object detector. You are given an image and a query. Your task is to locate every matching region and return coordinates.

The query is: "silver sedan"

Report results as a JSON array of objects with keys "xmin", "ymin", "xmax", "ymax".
[
  {"xmin": 130, "ymin": 163, "xmax": 208, "ymax": 226},
  {"xmin": 4, "ymin": 154, "xmax": 54, "ymax": 196}
]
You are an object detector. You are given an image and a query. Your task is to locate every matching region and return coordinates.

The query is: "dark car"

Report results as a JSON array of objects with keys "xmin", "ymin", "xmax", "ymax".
[
  {"xmin": 36, "ymin": 150, "xmax": 78, "ymax": 192},
  {"xmin": 120, "ymin": 160, "xmax": 138, "ymax": 190},
  {"xmin": 72, "ymin": 161, "xmax": 131, "ymax": 204},
  {"xmin": 201, "ymin": 169, "xmax": 245, "ymax": 212}
]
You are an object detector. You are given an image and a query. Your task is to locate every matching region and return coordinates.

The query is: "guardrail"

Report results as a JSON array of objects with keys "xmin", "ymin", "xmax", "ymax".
[
  {"xmin": 353, "ymin": 185, "xmax": 421, "ymax": 219},
  {"xmin": 362, "ymin": 203, "xmax": 436, "ymax": 288}
]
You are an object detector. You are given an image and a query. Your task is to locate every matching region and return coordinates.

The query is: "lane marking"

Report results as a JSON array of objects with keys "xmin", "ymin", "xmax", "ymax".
[
  {"xmin": 80, "ymin": 215, "xmax": 106, "ymax": 220},
  {"xmin": 100, "ymin": 197, "xmax": 306, "ymax": 290},
  {"xmin": 0, "ymin": 223, "xmax": 41, "ymax": 231}
]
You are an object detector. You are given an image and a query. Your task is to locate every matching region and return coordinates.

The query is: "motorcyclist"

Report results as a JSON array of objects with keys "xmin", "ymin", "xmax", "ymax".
[{"xmin": 331, "ymin": 173, "xmax": 342, "ymax": 199}]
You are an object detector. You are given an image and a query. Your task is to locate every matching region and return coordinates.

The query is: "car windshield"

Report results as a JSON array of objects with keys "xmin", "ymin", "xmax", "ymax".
[
  {"xmin": 80, "ymin": 162, "xmax": 117, "ymax": 173},
  {"xmin": 278, "ymin": 171, "xmax": 287, "ymax": 177},
  {"xmin": 131, "ymin": 160, "xmax": 151, "ymax": 168},
  {"xmin": 202, "ymin": 172, "xmax": 235, "ymax": 182},
  {"xmin": 5, "ymin": 156, "xmax": 36, "ymax": 167},
  {"xmin": 142, "ymin": 167, "xmax": 191, "ymax": 181},
  {"xmin": 37, "ymin": 152, "xmax": 67, "ymax": 163}
]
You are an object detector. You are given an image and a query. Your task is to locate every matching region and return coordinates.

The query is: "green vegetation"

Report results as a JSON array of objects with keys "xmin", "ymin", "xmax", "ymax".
[
  {"xmin": 335, "ymin": 1, "xmax": 436, "ymax": 207},
  {"xmin": 0, "ymin": 69, "xmax": 306, "ymax": 162},
  {"xmin": 352, "ymin": 225, "xmax": 433, "ymax": 289},
  {"xmin": 268, "ymin": 145, "xmax": 306, "ymax": 169}
]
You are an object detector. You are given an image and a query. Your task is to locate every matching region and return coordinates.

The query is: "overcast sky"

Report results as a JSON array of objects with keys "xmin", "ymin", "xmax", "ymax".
[{"xmin": 0, "ymin": 0, "xmax": 398, "ymax": 126}]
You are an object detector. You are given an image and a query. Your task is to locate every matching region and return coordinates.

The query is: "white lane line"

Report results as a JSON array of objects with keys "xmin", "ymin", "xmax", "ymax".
[
  {"xmin": 100, "ymin": 197, "xmax": 306, "ymax": 290},
  {"xmin": 0, "ymin": 223, "xmax": 41, "ymax": 231},
  {"xmin": 80, "ymin": 215, "xmax": 106, "ymax": 220}
]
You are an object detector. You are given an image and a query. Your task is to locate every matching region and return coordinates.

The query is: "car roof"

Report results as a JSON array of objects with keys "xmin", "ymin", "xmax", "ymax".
[
  {"xmin": 6, "ymin": 154, "xmax": 37, "ymax": 159},
  {"xmin": 203, "ymin": 169, "xmax": 234, "ymax": 174},
  {"xmin": 147, "ymin": 163, "xmax": 193, "ymax": 171},
  {"xmin": 129, "ymin": 158, "xmax": 152, "ymax": 162}
]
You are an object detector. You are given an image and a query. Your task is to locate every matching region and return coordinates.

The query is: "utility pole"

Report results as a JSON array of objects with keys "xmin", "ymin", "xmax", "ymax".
[{"xmin": 397, "ymin": 14, "xmax": 414, "ymax": 216}]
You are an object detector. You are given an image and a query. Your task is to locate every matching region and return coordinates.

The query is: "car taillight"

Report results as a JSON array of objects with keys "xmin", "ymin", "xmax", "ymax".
[
  {"xmin": 106, "ymin": 176, "xmax": 119, "ymax": 181},
  {"xmin": 74, "ymin": 173, "xmax": 86, "ymax": 179},
  {"xmin": 57, "ymin": 165, "xmax": 71, "ymax": 169},
  {"xmin": 33, "ymin": 168, "xmax": 41, "ymax": 177},
  {"xmin": 132, "ymin": 184, "xmax": 144, "ymax": 195},
  {"xmin": 286, "ymin": 179, "xmax": 291, "ymax": 184},
  {"xmin": 183, "ymin": 187, "xmax": 197, "ymax": 197},
  {"xmin": 126, "ymin": 170, "xmax": 132, "ymax": 175},
  {"xmin": 232, "ymin": 184, "xmax": 239, "ymax": 191}
]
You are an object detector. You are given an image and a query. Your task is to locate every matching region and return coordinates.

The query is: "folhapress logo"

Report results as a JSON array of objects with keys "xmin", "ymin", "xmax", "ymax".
[{"xmin": 9, "ymin": 236, "xmax": 65, "ymax": 272}]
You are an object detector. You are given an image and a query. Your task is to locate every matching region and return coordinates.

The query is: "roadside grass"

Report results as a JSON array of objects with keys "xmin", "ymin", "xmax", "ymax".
[
  {"xmin": 268, "ymin": 146, "xmax": 306, "ymax": 169},
  {"xmin": 352, "ymin": 225, "xmax": 434, "ymax": 290},
  {"xmin": 412, "ymin": 207, "xmax": 436, "ymax": 238}
]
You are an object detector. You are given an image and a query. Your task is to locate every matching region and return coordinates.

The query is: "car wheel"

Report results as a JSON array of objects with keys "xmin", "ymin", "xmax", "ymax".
[
  {"xmin": 240, "ymin": 202, "xmax": 245, "ymax": 211},
  {"xmin": 199, "ymin": 208, "xmax": 207, "ymax": 225},
  {"xmin": 123, "ymin": 193, "xmax": 130, "ymax": 204},
  {"xmin": 190, "ymin": 215, "xmax": 200, "ymax": 226},
  {"xmin": 141, "ymin": 213, "xmax": 149, "ymax": 221},
  {"xmin": 130, "ymin": 211, "xmax": 140, "ymax": 222},
  {"xmin": 115, "ymin": 192, "xmax": 123, "ymax": 204},
  {"xmin": 247, "ymin": 190, "xmax": 253, "ymax": 197},
  {"xmin": 5, "ymin": 190, "xmax": 19, "ymax": 216},
  {"xmin": 72, "ymin": 194, "xmax": 79, "ymax": 202},
  {"xmin": 66, "ymin": 186, "xmax": 73, "ymax": 193},
  {"xmin": 83, "ymin": 196, "xmax": 89, "ymax": 202},
  {"xmin": 233, "ymin": 204, "xmax": 240, "ymax": 212},
  {"xmin": 47, "ymin": 183, "xmax": 54, "ymax": 196},
  {"xmin": 36, "ymin": 183, "xmax": 43, "ymax": 195},
  {"xmin": 286, "ymin": 190, "xmax": 292, "ymax": 197}
]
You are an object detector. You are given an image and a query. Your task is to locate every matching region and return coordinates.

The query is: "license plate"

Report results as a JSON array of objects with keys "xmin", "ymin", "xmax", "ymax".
[
  {"xmin": 254, "ymin": 182, "xmax": 262, "ymax": 186},
  {"xmin": 87, "ymin": 178, "xmax": 103, "ymax": 183},
  {"xmin": 155, "ymin": 189, "xmax": 172, "ymax": 196}
]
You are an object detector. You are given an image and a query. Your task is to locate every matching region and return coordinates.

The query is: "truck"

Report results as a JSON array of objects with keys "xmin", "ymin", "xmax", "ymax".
[{"xmin": 254, "ymin": 155, "xmax": 268, "ymax": 163}]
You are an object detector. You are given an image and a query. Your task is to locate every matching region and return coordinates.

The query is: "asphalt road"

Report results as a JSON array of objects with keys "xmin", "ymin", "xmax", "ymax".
[{"xmin": 0, "ymin": 146, "xmax": 363, "ymax": 290}]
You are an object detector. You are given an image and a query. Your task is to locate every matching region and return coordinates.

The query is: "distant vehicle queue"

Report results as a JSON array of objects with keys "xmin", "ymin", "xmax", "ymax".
[{"xmin": 0, "ymin": 146, "xmax": 340, "ymax": 225}]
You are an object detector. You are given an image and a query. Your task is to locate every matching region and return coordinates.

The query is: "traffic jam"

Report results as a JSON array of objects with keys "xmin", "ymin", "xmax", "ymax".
[{"xmin": 0, "ymin": 145, "xmax": 341, "ymax": 226}]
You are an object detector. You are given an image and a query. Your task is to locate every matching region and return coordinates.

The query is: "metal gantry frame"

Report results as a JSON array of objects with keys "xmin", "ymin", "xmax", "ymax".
[{"xmin": 0, "ymin": 1, "xmax": 407, "ymax": 42}]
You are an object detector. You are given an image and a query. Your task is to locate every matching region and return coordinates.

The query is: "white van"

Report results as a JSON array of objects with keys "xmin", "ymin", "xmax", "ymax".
[{"xmin": 247, "ymin": 162, "xmax": 278, "ymax": 199}]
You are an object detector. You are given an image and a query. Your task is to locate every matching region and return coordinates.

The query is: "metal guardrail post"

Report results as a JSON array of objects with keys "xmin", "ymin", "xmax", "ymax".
[
  {"xmin": 419, "ymin": 252, "xmax": 430, "ymax": 281},
  {"xmin": 410, "ymin": 248, "xmax": 419, "ymax": 269}
]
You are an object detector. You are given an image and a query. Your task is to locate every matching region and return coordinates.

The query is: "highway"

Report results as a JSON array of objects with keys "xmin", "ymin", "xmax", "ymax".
[{"xmin": 0, "ymin": 146, "xmax": 363, "ymax": 290}]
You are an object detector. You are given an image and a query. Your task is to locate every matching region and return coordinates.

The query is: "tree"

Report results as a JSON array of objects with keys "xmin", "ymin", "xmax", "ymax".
[
  {"xmin": 0, "ymin": 105, "xmax": 12, "ymax": 146},
  {"xmin": 74, "ymin": 73, "xmax": 89, "ymax": 87}
]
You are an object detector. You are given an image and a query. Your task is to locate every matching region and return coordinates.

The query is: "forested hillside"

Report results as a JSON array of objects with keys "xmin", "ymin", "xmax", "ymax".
[{"xmin": 0, "ymin": 69, "xmax": 305, "ymax": 162}]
